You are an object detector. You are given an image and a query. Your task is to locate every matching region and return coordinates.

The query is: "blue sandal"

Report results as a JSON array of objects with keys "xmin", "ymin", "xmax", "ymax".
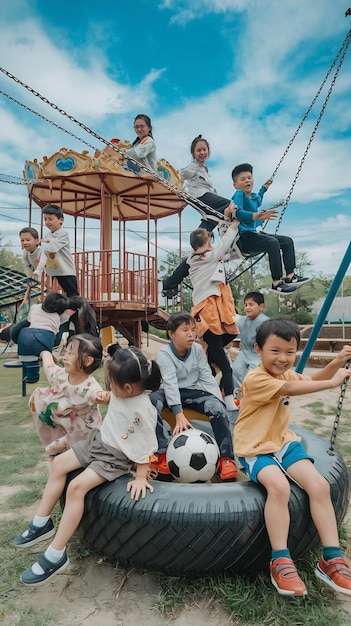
[{"xmin": 21, "ymin": 551, "xmax": 69, "ymax": 586}]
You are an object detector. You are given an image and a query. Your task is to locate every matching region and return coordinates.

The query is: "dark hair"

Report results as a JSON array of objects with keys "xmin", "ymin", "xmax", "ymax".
[
  {"xmin": 256, "ymin": 318, "xmax": 300, "ymax": 350},
  {"xmin": 132, "ymin": 114, "xmax": 153, "ymax": 145},
  {"xmin": 166, "ymin": 311, "xmax": 195, "ymax": 337},
  {"xmin": 189, "ymin": 227, "xmax": 209, "ymax": 251},
  {"xmin": 190, "ymin": 135, "xmax": 210, "ymax": 157},
  {"xmin": 231, "ymin": 163, "xmax": 253, "ymax": 182},
  {"xmin": 42, "ymin": 204, "xmax": 64, "ymax": 219},
  {"xmin": 19, "ymin": 227, "xmax": 39, "ymax": 239},
  {"xmin": 106, "ymin": 344, "xmax": 161, "ymax": 392},
  {"xmin": 66, "ymin": 333, "xmax": 103, "ymax": 374},
  {"xmin": 66, "ymin": 296, "xmax": 98, "ymax": 337},
  {"xmin": 42, "ymin": 292, "xmax": 68, "ymax": 315},
  {"xmin": 244, "ymin": 291, "xmax": 265, "ymax": 306}
]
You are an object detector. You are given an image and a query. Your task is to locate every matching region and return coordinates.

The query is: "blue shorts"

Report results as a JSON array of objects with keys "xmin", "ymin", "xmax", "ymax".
[{"xmin": 239, "ymin": 441, "xmax": 314, "ymax": 484}]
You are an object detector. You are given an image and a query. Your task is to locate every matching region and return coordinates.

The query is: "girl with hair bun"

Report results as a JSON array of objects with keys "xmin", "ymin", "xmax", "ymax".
[{"xmin": 14, "ymin": 344, "xmax": 162, "ymax": 587}]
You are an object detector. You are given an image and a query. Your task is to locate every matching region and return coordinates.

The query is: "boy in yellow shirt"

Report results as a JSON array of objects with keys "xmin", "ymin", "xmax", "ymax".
[{"xmin": 234, "ymin": 318, "xmax": 351, "ymax": 597}]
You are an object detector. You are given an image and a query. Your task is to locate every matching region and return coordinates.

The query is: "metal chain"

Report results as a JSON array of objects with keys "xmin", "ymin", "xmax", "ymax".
[
  {"xmin": 273, "ymin": 40, "xmax": 350, "ymax": 237},
  {"xmin": 328, "ymin": 360, "xmax": 351, "ymax": 454},
  {"xmin": 0, "ymin": 70, "xmax": 229, "ymax": 223},
  {"xmin": 1, "ymin": 28, "xmax": 350, "ymax": 284},
  {"xmin": 270, "ymin": 28, "xmax": 351, "ymax": 180},
  {"xmin": 226, "ymin": 33, "xmax": 351, "ymax": 284}
]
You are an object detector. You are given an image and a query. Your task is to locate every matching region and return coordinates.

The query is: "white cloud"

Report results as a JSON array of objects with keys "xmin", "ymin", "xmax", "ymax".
[
  {"xmin": 0, "ymin": 0, "xmax": 350, "ymax": 280},
  {"xmin": 0, "ymin": 19, "xmax": 161, "ymax": 122}
]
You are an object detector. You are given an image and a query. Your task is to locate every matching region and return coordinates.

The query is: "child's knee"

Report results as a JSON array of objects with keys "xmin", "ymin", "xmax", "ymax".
[
  {"xmin": 203, "ymin": 397, "xmax": 226, "ymax": 419},
  {"xmin": 310, "ymin": 473, "xmax": 330, "ymax": 499},
  {"xmin": 260, "ymin": 471, "xmax": 290, "ymax": 500}
]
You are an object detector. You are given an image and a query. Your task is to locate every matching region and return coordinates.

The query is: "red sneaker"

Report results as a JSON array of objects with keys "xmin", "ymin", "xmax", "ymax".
[
  {"xmin": 270, "ymin": 558, "xmax": 307, "ymax": 596},
  {"xmin": 149, "ymin": 452, "xmax": 171, "ymax": 475},
  {"xmin": 316, "ymin": 557, "xmax": 351, "ymax": 596},
  {"xmin": 218, "ymin": 457, "xmax": 237, "ymax": 480}
]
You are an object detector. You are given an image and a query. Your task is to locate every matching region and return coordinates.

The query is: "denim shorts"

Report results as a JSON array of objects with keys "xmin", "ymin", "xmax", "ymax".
[{"xmin": 239, "ymin": 441, "xmax": 314, "ymax": 483}]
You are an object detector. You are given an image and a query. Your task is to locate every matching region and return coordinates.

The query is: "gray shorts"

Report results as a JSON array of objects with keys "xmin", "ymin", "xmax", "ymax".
[{"xmin": 72, "ymin": 429, "xmax": 134, "ymax": 481}]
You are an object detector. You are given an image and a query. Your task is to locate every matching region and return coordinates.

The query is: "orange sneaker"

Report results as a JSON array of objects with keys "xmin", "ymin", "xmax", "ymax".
[
  {"xmin": 315, "ymin": 557, "xmax": 351, "ymax": 596},
  {"xmin": 270, "ymin": 558, "xmax": 307, "ymax": 596},
  {"xmin": 149, "ymin": 452, "xmax": 171, "ymax": 475},
  {"xmin": 218, "ymin": 457, "xmax": 237, "ymax": 480}
]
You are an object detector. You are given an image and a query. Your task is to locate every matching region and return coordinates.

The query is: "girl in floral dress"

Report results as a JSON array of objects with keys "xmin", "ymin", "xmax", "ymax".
[{"xmin": 30, "ymin": 334, "xmax": 105, "ymax": 456}]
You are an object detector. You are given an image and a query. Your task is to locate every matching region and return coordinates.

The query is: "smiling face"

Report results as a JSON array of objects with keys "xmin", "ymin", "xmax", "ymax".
[
  {"xmin": 133, "ymin": 117, "xmax": 150, "ymax": 141},
  {"xmin": 193, "ymin": 140, "xmax": 209, "ymax": 164},
  {"xmin": 255, "ymin": 333, "xmax": 298, "ymax": 377},
  {"xmin": 233, "ymin": 170, "xmax": 254, "ymax": 195},
  {"xmin": 168, "ymin": 322, "xmax": 197, "ymax": 356},
  {"xmin": 20, "ymin": 232, "xmax": 39, "ymax": 253}
]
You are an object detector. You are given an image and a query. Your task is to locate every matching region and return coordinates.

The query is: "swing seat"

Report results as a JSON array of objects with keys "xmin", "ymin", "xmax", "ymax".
[{"xmin": 3, "ymin": 360, "xmax": 40, "ymax": 397}]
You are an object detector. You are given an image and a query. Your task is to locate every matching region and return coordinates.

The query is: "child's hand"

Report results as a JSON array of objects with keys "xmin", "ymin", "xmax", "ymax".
[
  {"xmin": 330, "ymin": 367, "xmax": 351, "ymax": 387},
  {"xmin": 95, "ymin": 390, "xmax": 111, "ymax": 404},
  {"xmin": 127, "ymin": 477, "xmax": 154, "ymax": 500},
  {"xmin": 224, "ymin": 201, "xmax": 238, "ymax": 220},
  {"xmin": 263, "ymin": 178, "xmax": 273, "ymax": 189},
  {"xmin": 334, "ymin": 345, "xmax": 351, "ymax": 366},
  {"xmin": 259, "ymin": 208, "xmax": 278, "ymax": 221},
  {"xmin": 173, "ymin": 412, "xmax": 194, "ymax": 435}
]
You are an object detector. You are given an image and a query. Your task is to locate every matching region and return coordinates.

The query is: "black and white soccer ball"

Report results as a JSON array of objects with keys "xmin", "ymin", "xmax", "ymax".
[{"xmin": 166, "ymin": 429, "xmax": 219, "ymax": 483}]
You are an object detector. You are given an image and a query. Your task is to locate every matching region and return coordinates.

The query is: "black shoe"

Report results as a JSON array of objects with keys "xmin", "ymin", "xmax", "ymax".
[
  {"xmin": 21, "ymin": 550, "xmax": 69, "ymax": 586},
  {"xmin": 284, "ymin": 274, "xmax": 311, "ymax": 285},
  {"xmin": 270, "ymin": 280, "xmax": 298, "ymax": 295},
  {"xmin": 13, "ymin": 518, "xmax": 55, "ymax": 548}
]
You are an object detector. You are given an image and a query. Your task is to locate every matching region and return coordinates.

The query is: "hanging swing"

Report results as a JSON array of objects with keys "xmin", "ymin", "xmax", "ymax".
[
  {"xmin": 0, "ymin": 20, "xmax": 350, "ymax": 292},
  {"xmin": 223, "ymin": 24, "xmax": 351, "ymax": 284}
]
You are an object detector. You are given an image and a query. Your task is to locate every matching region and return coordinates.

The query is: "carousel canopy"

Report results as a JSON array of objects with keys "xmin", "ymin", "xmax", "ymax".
[{"xmin": 24, "ymin": 143, "xmax": 186, "ymax": 221}]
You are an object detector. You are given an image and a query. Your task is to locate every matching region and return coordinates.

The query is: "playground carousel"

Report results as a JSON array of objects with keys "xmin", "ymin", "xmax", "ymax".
[{"xmin": 23, "ymin": 142, "xmax": 187, "ymax": 346}]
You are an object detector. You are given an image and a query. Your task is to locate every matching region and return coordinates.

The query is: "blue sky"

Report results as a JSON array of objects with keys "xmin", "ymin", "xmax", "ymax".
[{"xmin": 0, "ymin": 0, "xmax": 350, "ymax": 277}]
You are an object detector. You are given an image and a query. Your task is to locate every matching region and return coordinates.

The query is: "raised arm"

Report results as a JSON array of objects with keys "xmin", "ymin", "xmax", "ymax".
[
  {"xmin": 311, "ymin": 345, "xmax": 351, "ymax": 381},
  {"xmin": 280, "ymin": 367, "xmax": 350, "ymax": 396}
]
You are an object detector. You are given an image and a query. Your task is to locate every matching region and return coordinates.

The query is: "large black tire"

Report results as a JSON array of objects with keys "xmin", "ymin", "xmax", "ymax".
[{"xmin": 65, "ymin": 426, "xmax": 349, "ymax": 575}]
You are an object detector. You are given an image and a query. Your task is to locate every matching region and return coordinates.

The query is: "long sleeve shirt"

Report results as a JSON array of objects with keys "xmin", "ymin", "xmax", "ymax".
[
  {"xmin": 233, "ymin": 187, "xmax": 267, "ymax": 235},
  {"xmin": 40, "ymin": 228, "xmax": 77, "ymax": 277},
  {"xmin": 22, "ymin": 246, "xmax": 42, "ymax": 275},
  {"xmin": 125, "ymin": 136, "xmax": 158, "ymax": 173},
  {"xmin": 157, "ymin": 341, "xmax": 222, "ymax": 414},
  {"xmin": 187, "ymin": 226, "xmax": 238, "ymax": 306},
  {"xmin": 179, "ymin": 159, "xmax": 217, "ymax": 197}
]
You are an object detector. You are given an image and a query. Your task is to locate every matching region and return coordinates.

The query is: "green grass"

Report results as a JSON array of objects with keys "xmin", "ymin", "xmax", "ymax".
[
  {"xmin": 154, "ymin": 557, "xmax": 348, "ymax": 625},
  {"xmin": 301, "ymin": 400, "xmax": 351, "ymax": 468},
  {"xmin": 1, "ymin": 353, "xmax": 351, "ymax": 625}
]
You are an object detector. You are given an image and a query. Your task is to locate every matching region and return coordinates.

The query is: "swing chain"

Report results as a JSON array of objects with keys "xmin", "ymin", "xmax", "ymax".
[
  {"xmin": 270, "ymin": 28, "xmax": 351, "ymax": 180},
  {"xmin": 328, "ymin": 359, "xmax": 350, "ymax": 454},
  {"xmin": 274, "ymin": 36, "xmax": 351, "ymax": 236},
  {"xmin": 225, "ymin": 29, "xmax": 351, "ymax": 284},
  {"xmin": 0, "ymin": 70, "xmax": 229, "ymax": 225}
]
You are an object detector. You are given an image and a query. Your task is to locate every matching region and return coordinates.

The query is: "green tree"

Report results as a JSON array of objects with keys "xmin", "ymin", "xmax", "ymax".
[
  {"xmin": 158, "ymin": 250, "xmax": 193, "ymax": 312},
  {"xmin": 0, "ymin": 232, "xmax": 26, "ymax": 272}
]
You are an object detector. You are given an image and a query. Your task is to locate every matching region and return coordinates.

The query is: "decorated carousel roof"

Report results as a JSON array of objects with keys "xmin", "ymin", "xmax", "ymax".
[{"xmin": 24, "ymin": 142, "xmax": 186, "ymax": 221}]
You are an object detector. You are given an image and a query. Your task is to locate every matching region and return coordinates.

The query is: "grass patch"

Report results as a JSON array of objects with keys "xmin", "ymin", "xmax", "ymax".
[
  {"xmin": 155, "ymin": 555, "xmax": 348, "ymax": 625},
  {"xmin": 1, "ymin": 353, "xmax": 351, "ymax": 625},
  {"xmin": 7, "ymin": 487, "xmax": 46, "ymax": 509}
]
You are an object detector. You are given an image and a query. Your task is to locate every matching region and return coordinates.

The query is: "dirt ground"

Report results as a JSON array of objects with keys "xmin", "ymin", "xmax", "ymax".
[{"xmin": 2, "ymin": 337, "xmax": 351, "ymax": 625}]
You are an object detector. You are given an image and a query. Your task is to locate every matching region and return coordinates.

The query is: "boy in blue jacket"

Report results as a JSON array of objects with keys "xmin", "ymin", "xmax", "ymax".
[{"xmin": 232, "ymin": 163, "xmax": 310, "ymax": 295}]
